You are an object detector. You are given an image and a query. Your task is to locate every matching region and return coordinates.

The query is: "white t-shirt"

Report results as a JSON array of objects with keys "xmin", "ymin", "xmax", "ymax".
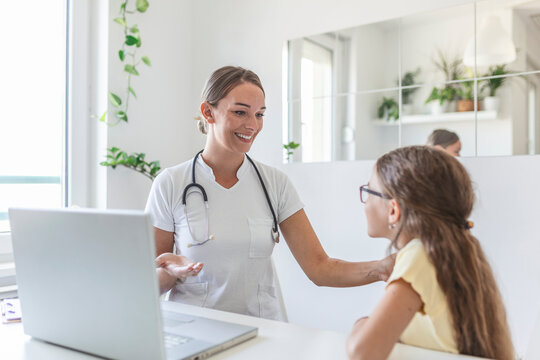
[{"xmin": 145, "ymin": 154, "xmax": 304, "ymax": 320}]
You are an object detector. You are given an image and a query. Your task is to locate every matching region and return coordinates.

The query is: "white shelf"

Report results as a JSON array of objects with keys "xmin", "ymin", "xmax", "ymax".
[{"xmin": 373, "ymin": 110, "xmax": 498, "ymax": 126}]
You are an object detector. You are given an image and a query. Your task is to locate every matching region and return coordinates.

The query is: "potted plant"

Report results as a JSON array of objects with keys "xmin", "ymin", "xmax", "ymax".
[
  {"xmin": 283, "ymin": 141, "xmax": 300, "ymax": 162},
  {"xmin": 455, "ymin": 79, "xmax": 478, "ymax": 112},
  {"xmin": 425, "ymin": 86, "xmax": 454, "ymax": 114},
  {"xmin": 400, "ymin": 68, "xmax": 421, "ymax": 115},
  {"xmin": 481, "ymin": 64, "xmax": 510, "ymax": 111},
  {"xmin": 430, "ymin": 50, "xmax": 464, "ymax": 112},
  {"xmin": 433, "ymin": 49, "xmax": 464, "ymax": 83},
  {"xmin": 377, "ymin": 97, "xmax": 399, "ymax": 122}
]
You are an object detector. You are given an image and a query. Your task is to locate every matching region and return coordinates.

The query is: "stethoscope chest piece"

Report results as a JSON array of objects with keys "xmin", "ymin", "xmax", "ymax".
[{"xmin": 272, "ymin": 229, "xmax": 280, "ymax": 243}]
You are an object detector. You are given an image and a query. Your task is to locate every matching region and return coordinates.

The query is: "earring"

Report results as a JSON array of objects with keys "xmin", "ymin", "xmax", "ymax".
[{"xmin": 388, "ymin": 223, "xmax": 396, "ymax": 230}]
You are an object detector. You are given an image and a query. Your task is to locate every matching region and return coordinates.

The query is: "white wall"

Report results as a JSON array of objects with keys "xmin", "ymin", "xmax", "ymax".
[
  {"xmin": 106, "ymin": 0, "xmax": 203, "ymax": 209},
  {"xmin": 104, "ymin": 0, "xmax": 540, "ymax": 356}
]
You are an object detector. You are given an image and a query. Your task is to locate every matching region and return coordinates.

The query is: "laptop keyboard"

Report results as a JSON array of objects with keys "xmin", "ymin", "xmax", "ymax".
[{"xmin": 163, "ymin": 333, "xmax": 192, "ymax": 348}]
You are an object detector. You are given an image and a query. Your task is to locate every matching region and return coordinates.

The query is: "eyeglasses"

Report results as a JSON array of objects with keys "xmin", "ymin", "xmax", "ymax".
[{"xmin": 359, "ymin": 185, "xmax": 390, "ymax": 203}]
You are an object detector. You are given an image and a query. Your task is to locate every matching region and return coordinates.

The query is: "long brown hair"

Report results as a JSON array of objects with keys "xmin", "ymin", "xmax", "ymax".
[
  {"xmin": 376, "ymin": 146, "xmax": 514, "ymax": 359},
  {"xmin": 197, "ymin": 66, "xmax": 265, "ymax": 134}
]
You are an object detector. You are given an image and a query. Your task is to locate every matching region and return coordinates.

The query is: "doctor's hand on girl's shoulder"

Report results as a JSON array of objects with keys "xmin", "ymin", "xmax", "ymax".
[
  {"xmin": 376, "ymin": 253, "xmax": 397, "ymax": 282},
  {"xmin": 156, "ymin": 253, "xmax": 204, "ymax": 279}
]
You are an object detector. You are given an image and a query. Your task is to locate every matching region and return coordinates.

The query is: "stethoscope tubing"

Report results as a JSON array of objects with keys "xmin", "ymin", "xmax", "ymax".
[{"xmin": 181, "ymin": 150, "xmax": 279, "ymax": 246}]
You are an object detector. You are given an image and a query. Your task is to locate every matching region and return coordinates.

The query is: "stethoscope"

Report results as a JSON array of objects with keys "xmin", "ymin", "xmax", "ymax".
[{"xmin": 182, "ymin": 150, "xmax": 279, "ymax": 247}]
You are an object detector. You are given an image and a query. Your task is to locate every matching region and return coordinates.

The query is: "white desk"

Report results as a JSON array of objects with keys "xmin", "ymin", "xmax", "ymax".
[{"xmin": 0, "ymin": 301, "xmax": 485, "ymax": 360}]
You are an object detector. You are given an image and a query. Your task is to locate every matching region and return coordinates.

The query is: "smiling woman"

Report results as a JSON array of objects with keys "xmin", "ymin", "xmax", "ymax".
[{"xmin": 144, "ymin": 65, "xmax": 396, "ymax": 321}]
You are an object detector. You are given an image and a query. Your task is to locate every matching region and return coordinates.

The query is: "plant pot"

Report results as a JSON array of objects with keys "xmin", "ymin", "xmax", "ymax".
[
  {"xmin": 430, "ymin": 102, "xmax": 448, "ymax": 115},
  {"xmin": 447, "ymin": 100, "xmax": 457, "ymax": 113},
  {"xmin": 483, "ymin": 96, "xmax": 500, "ymax": 112},
  {"xmin": 457, "ymin": 99, "xmax": 479, "ymax": 112}
]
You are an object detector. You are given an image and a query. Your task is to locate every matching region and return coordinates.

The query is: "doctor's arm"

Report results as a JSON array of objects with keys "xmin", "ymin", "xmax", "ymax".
[
  {"xmin": 346, "ymin": 279, "xmax": 422, "ymax": 360},
  {"xmin": 279, "ymin": 209, "xmax": 395, "ymax": 287},
  {"xmin": 154, "ymin": 227, "xmax": 203, "ymax": 295}
]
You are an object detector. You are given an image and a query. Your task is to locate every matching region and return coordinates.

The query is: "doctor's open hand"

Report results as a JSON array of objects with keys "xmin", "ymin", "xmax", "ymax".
[{"xmin": 156, "ymin": 253, "xmax": 204, "ymax": 279}]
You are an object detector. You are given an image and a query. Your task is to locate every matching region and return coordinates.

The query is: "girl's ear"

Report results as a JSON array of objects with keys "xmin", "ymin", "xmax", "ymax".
[
  {"xmin": 200, "ymin": 102, "xmax": 215, "ymax": 124},
  {"xmin": 388, "ymin": 199, "xmax": 401, "ymax": 226}
]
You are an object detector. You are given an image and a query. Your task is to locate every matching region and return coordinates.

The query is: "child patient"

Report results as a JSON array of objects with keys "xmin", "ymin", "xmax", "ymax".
[{"xmin": 347, "ymin": 146, "xmax": 514, "ymax": 360}]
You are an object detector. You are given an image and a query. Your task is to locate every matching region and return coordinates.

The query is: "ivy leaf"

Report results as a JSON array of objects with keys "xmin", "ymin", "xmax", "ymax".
[
  {"xmin": 127, "ymin": 155, "xmax": 136, "ymax": 166},
  {"xmin": 109, "ymin": 92, "xmax": 122, "ymax": 107},
  {"xmin": 136, "ymin": 38, "xmax": 142, "ymax": 48},
  {"xmin": 130, "ymin": 25, "xmax": 139, "ymax": 34},
  {"xmin": 124, "ymin": 64, "xmax": 139, "ymax": 75},
  {"xmin": 128, "ymin": 86, "xmax": 137, "ymax": 98},
  {"xmin": 141, "ymin": 56, "xmax": 151, "ymax": 66},
  {"xmin": 125, "ymin": 35, "xmax": 138, "ymax": 46},
  {"xmin": 136, "ymin": 0, "xmax": 149, "ymax": 13},
  {"xmin": 115, "ymin": 111, "xmax": 127, "ymax": 122},
  {"xmin": 99, "ymin": 110, "xmax": 107, "ymax": 122},
  {"xmin": 113, "ymin": 17, "xmax": 126, "ymax": 27},
  {"xmin": 118, "ymin": 50, "xmax": 125, "ymax": 61},
  {"xmin": 120, "ymin": 3, "xmax": 126, "ymax": 11}
]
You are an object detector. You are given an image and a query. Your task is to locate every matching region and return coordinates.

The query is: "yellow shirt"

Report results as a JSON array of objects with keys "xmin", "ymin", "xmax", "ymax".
[{"xmin": 386, "ymin": 239, "xmax": 458, "ymax": 354}]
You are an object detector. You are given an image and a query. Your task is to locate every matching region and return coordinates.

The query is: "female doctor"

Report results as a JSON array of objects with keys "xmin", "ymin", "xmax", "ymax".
[{"xmin": 146, "ymin": 66, "xmax": 395, "ymax": 321}]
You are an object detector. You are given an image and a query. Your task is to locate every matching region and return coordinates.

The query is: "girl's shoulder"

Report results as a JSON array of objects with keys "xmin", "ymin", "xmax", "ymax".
[{"xmin": 395, "ymin": 239, "xmax": 427, "ymax": 265}]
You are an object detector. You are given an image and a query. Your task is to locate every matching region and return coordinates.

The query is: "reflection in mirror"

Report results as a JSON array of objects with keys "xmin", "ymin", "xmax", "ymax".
[
  {"xmin": 401, "ymin": 2, "xmax": 475, "ymax": 86},
  {"xmin": 284, "ymin": 0, "xmax": 540, "ymax": 162},
  {"xmin": 477, "ymin": 72, "xmax": 540, "ymax": 155},
  {"xmin": 400, "ymin": 83, "xmax": 476, "ymax": 158},
  {"xmin": 348, "ymin": 91, "xmax": 401, "ymax": 161}
]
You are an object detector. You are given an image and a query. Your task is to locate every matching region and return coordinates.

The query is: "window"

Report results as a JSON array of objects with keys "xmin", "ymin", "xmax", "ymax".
[
  {"xmin": 0, "ymin": 1, "xmax": 68, "ymax": 232},
  {"xmin": 0, "ymin": 0, "xmax": 68, "ymax": 298},
  {"xmin": 300, "ymin": 40, "xmax": 333, "ymax": 162},
  {"xmin": 287, "ymin": 36, "xmax": 335, "ymax": 162}
]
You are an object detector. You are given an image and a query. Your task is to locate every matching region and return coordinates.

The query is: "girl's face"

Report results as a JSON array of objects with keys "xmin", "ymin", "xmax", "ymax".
[
  {"xmin": 444, "ymin": 140, "xmax": 462, "ymax": 157},
  {"xmin": 364, "ymin": 171, "xmax": 393, "ymax": 239},
  {"xmin": 205, "ymin": 82, "xmax": 266, "ymax": 155}
]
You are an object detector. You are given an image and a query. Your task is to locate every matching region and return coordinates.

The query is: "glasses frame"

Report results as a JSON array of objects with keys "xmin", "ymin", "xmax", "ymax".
[{"xmin": 359, "ymin": 184, "xmax": 390, "ymax": 203}]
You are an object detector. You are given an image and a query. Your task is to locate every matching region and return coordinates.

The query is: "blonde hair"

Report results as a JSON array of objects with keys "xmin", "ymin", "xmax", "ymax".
[
  {"xmin": 197, "ymin": 66, "xmax": 265, "ymax": 134},
  {"xmin": 376, "ymin": 146, "xmax": 514, "ymax": 360}
]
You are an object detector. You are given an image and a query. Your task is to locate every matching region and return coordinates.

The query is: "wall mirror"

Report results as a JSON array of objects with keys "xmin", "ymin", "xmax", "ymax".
[{"xmin": 284, "ymin": 0, "xmax": 540, "ymax": 162}]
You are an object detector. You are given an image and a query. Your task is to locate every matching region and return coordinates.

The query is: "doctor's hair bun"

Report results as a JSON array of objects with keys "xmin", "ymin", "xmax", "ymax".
[{"xmin": 194, "ymin": 115, "xmax": 208, "ymax": 135}]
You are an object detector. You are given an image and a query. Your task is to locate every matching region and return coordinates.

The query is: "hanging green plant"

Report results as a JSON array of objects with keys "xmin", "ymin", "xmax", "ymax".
[
  {"xmin": 98, "ymin": 0, "xmax": 161, "ymax": 181},
  {"xmin": 100, "ymin": 147, "xmax": 160, "ymax": 181},
  {"xmin": 101, "ymin": 0, "xmax": 151, "ymax": 125}
]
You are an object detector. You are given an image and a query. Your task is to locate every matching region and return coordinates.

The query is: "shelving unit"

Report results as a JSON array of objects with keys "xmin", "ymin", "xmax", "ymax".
[{"xmin": 372, "ymin": 110, "xmax": 498, "ymax": 126}]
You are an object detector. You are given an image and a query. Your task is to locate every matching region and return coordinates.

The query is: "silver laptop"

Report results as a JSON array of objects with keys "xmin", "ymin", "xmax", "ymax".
[{"xmin": 9, "ymin": 207, "xmax": 257, "ymax": 360}]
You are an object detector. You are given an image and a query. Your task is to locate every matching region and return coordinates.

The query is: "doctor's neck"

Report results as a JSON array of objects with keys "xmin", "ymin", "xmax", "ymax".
[{"xmin": 201, "ymin": 143, "xmax": 245, "ymax": 179}]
